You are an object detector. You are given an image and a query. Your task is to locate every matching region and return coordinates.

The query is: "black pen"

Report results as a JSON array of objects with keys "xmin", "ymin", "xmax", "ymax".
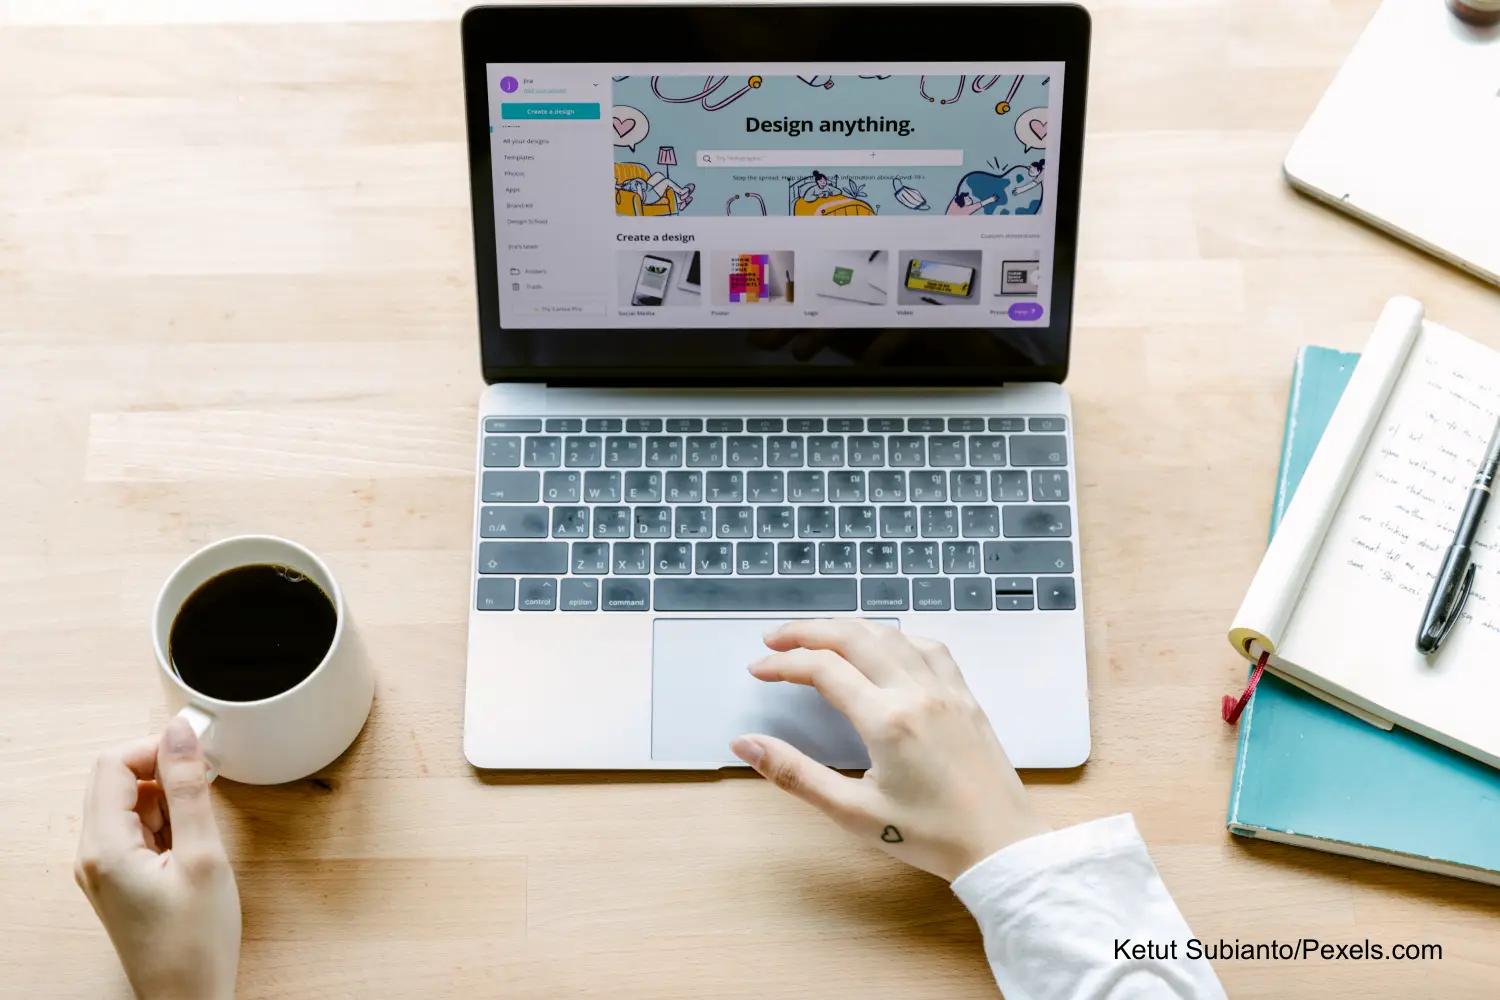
[{"xmin": 1416, "ymin": 415, "xmax": 1500, "ymax": 653}]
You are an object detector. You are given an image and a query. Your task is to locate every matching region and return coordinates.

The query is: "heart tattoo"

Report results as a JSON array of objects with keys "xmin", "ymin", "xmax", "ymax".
[{"xmin": 880, "ymin": 825, "xmax": 904, "ymax": 844}]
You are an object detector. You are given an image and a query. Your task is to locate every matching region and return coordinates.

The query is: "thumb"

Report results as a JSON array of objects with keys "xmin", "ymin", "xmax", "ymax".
[
  {"xmin": 157, "ymin": 716, "xmax": 221, "ymax": 854},
  {"xmin": 731, "ymin": 735, "xmax": 865, "ymax": 825}
]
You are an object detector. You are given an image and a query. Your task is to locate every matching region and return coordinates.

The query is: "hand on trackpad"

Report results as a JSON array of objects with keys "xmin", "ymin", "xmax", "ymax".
[{"xmin": 651, "ymin": 618, "xmax": 898, "ymax": 767}]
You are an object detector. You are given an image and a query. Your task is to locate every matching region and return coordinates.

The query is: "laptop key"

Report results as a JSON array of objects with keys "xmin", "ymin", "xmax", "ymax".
[
  {"xmin": 943, "ymin": 541, "xmax": 981, "ymax": 574},
  {"xmin": 613, "ymin": 542, "xmax": 649, "ymax": 574},
  {"xmin": 879, "ymin": 506, "xmax": 917, "ymax": 538},
  {"xmin": 889, "ymin": 436, "xmax": 925, "ymax": 467},
  {"xmin": 646, "ymin": 436, "xmax": 682, "ymax": 467},
  {"xmin": 666, "ymin": 418, "xmax": 702, "ymax": 433},
  {"xmin": 517, "ymin": 578, "xmax": 557, "ymax": 611},
  {"xmin": 869, "ymin": 418, "xmax": 903, "ymax": 432},
  {"xmin": 665, "ymin": 471, "xmax": 702, "ymax": 503},
  {"xmin": 839, "ymin": 505, "xmax": 877, "ymax": 538},
  {"xmin": 626, "ymin": 418, "xmax": 662, "ymax": 433},
  {"xmin": 988, "ymin": 417, "xmax": 1025, "ymax": 433},
  {"xmin": 828, "ymin": 471, "xmax": 864, "ymax": 502},
  {"xmin": 546, "ymin": 418, "xmax": 582, "ymax": 433},
  {"xmin": 654, "ymin": 578, "xmax": 858, "ymax": 612},
  {"xmin": 848, "ymin": 436, "xmax": 885, "ymax": 467},
  {"xmin": 778, "ymin": 541, "xmax": 815, "ymax": 574},
  {"xmin": 707, "ymin": 418, "xmax": 743, "ymax": 433},
  {"xmin": 868, "ymin": 470, "xmax": 906, "ymax": 502},
  {"xmin": 910, "ymin": 471, "xmax": 946, "ymax": 503},
  {"xmin": 542, "ymin": 470, "xmax": 581, "ymax": 503},
  {"xmin": 583, "ymin": 471, "xmax": 620, "ymax": 503},
  {"xmin": 921, "ymin": 505, "xmax": 958, "ymax": 538},
  {"xmin": 767, "ymin": 436, "xmax": 804, "ymax": 467},
  {"xmin": 797, "ymin": 506, "xmax": 836, "ymax": 538},
  {"xmin": 551, "ymin": 506, "xmax": 589, "ymax": 538},
  {"xmin": 480, "ymin": 506, "xmax": 548, "ymax": 538},
  {"xmin": 479, "ymin": 541, "xmax": 567, "ymax": 574},
  {"xmin": 605, "ymin": 436, "xmax": 642, "ymax": 467},
  {"xmin": 593, "ymin": 506, "xmax": 631, "ymax": 538},
  {"xmin": 913, "ymin": 578, "xmax": 952, "ymax": 610},
  {"xmin": 757, "ymin": 506, "xmax": 794, "ymax": 538},
  {"xmin": 686, "ymin": 436, "xmax": 722, "ymax": 468},
  {"xmin": 969, "ymin": 436, "xmax": 1006, "ymax": 467},
  {"xmin": 674, "ymin": 506, "xmax": 712, "ymax": 538},
  {"xmin": 995, "ymin": 576, "xmax": 1035, "ymax": 597},
  {"xmin": 482, "ymin": 471, "xmax": 540, "ymax": 503},
  {"xmin": 726, "ymin": 436, "xmax": 764, "ymax": 468},
  {"xmin": 736, "ymin": 541, "xmax": 774, "ymax": 575},
  {"xmin": 819, "ymin": 541, "xmax": 856, "ymax": 575},
  {"xmin": 909, "ymin": 417, "xmax": 943, "ymax": 432},
  {"xmin": 901, "ymin": 541, "xmax": 940, "ymax": 574},
  {"xmin": 808, "ymin": 436, "xmax": 844, "ymax": 467},
  {"xmin": 787, "ymin": 471, "xmax": 824, "ymax": 503},
  {"xmin": 572, "ymin": 542, "xmax": 609, "ymax": 575},
  {"xmin": 695, "ymin": 542, "xmax": 733, "ymax": 575},
  {"xmin": 787, "ymin": 418, "xmax": 821, "ymax": 433},
  {"xmin": 475, "ymin": 577, "xmax": 516, "ymax": 611},
  {"xmin": 560, "ymin": 578, "xmax": 598, "ymax": 611},
  {"xmin": 996, "ymin": 591, "xmax": 1036, "ymax": 611},
  {"xmin": 634, "ymin": 507, "xmax": 671, "ymax": 538},
  {"xmin": 748, "ymin": 418, "xmax": 783, "ymax": 433},
  {"xmin": 991, "ymin": 470, "xmax": 1029, "ymax": 502},
  {"xmin": 524, "ymin": 436, "xmax": 561, "ymax": 467},
  {"xmin": 601, "ymin": 577, "xmax": 650, "ymax": 611},
  {"xmin": 654, "ymin": 542, "xmax": 691, "ymax": 575},
  {"xmin": 586, "ymin": 418, "xmax": 623, "ymax": 433},
  {"xmin": 484, "ymin": 436, "xmax": 522, "ymax": 468},
  {"xmin": 962, "ymin": 505, "xmax": 1000, "ymax": 538},
  {"xmin": 624, "ymin": 471, "xmax": 661, "ymax": 503},
  {"xmin": 706, "ymin": 471, "xmax": 744, "ymax": 503},
  {"xmin": 984, "ymin": 541, "xmax": 1073, "ymax": 574},
  {"xmin": 716, "ymin": 506, "xmax": 753, "ymax": 538},
  {"xmin": 1029, "ymin": 417, "xmax": 1067, "ymax": 432},
  {"xmin": 948, "ymin": 417, "xmax": 985, "ymax": 432},
  {"xmin": 564, "ymin": 436, "xmax": 601, "ymax": 467},
  {"xmin": 953, "ymin": 577, "xmax": 991, "ymax": 610},
  {"xmin": 828, "ymin": 418, "xmax": 863, "ymax": 433},
  {"xmin": 1009, "ymin": 435, "xmax": 1068, "ymax": 467},
  {"xmin": 1038, "ymin": 577, "xmax": 1077, "ymax": 610},
  {"xmin": 485, "ymin": 418, "xmax": 541, "ymax": 433},
  {"xmin": 1032, "ymin": 470, "xmax": 1070, "ymax": 502},
  {"xmin": 1002, "ymin": 505, "xmax": 1072, "ymax": 538},
  {"xmin": 861, "ymin": 578, "xmax": 910, "ymax": 612},
  {"xmin": 951, "ymin": 471, "xmax": 987, "ymax": 502},
  {"xmin": 746, "ymin": 471, "xmax": 784, "ymax": 503},
  {"xmin": 860, "ymin": 541, "xmax": 898, "ymax": 574},
  {"xmin": 929, "ymin": 435, "xmax": 966, "ymax": 467}
]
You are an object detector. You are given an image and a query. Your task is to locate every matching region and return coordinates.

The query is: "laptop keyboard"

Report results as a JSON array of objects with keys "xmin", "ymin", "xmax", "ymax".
[{"xmin": 473, "ymin": 416, "xmax": 1076, "ymax": 613}]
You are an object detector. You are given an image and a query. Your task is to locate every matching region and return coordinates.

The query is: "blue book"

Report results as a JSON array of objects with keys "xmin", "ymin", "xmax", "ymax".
[{"xmin": 1226, "ymin": 346, "xmax": 1500, "ymax": 884}]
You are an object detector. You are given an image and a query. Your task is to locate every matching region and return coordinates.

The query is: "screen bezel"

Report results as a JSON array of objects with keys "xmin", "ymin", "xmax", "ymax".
[{"xmin": 461, "ymin": 3, "xmax": 1091, "ymax": 387}]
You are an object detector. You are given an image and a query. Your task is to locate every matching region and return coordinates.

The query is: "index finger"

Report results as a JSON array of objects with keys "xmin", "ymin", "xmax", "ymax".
[
  {"xmin": 764, "ymin": 618, "xmax": 926, "ymax": 686},
  {"xmin": 86, "ymin": 736, "xmax": 161, "ymax": 818}
]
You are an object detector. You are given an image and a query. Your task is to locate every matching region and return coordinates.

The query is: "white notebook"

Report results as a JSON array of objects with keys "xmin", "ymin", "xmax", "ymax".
[{"xmin": 1231, "ymin": 297, "xmax": 1500, "ymax": 768}]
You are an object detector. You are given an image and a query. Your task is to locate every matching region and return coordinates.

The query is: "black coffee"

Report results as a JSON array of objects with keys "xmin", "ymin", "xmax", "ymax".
[{"xmin": 169, "ymin": 563, "xmax": 337, "ymax": 702}]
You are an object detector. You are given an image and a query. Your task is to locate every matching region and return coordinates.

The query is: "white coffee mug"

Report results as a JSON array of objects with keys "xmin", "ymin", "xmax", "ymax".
[{"xmin": 152, "ymin": 536, "xmax": 375, "ymax": 785}]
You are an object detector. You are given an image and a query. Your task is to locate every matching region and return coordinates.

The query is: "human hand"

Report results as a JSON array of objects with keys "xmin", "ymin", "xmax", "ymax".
[
  {"xmin": 75, "ymin": 717, "xmax": 241, "ymax": 1000},
  {"xmin": 732, "ymin": 620, "xmax": 1050, "ymax": 881}
]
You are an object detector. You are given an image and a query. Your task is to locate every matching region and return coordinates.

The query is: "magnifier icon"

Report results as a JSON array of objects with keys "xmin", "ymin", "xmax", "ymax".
[{"xmin": 701, "ymin": 154, "xmax": 711, "ymax": 164}]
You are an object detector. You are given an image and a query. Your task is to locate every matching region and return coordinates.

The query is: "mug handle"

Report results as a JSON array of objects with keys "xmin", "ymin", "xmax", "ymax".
[{"xmin": 176, "ymin": 705, "xmax": 219, "ymax": 783}]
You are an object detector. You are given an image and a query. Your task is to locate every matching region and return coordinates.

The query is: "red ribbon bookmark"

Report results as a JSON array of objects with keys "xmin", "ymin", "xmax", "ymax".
[{"xmin": 1222, "ymin": 650, "xmax": 1270, "ymax": 725}]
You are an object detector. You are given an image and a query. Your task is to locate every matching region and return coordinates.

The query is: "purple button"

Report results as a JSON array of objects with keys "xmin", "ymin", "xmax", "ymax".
[
  {"xmin": 500, "ymin": 76, "xmax": 520, "ymax": 94},
  {"xmin": 1008, "ymin": 302, "xmax": 1044, "ymax": 322}
]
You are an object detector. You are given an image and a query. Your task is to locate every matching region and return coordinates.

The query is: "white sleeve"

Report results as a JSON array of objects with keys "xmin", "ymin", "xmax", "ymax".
[{"xmin": 949, "ymin": 814, "xmax": 1227, "ymax": 1000}]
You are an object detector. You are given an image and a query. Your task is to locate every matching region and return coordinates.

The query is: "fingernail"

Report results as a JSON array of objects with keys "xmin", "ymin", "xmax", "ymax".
[
  {"xmin": 762, "ymin": 622, "xmax": 784, "ymax": 640},
  {"xmin": 164, "ymin": 716, "xmax": 198, "ymax": 755},
  {"xmin": 731, "ymin": 736, "xmax": 765, "ymax": 767}
]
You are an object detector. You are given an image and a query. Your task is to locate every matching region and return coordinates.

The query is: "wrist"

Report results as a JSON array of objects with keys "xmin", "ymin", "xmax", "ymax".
[{"xmin": 948, "ymin": 810, "xmax": 1052, "ymax": 882}]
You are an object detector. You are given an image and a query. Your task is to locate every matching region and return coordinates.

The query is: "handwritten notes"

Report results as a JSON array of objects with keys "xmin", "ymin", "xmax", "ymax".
[{"xmin": 1322, "ymin": 327, "xmax": 1500, "ymax": 635}]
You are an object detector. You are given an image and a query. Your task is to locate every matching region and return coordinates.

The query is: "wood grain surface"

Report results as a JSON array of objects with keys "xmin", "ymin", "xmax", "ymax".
[{"xmin": 2, "ymin": 2, "xmax": 1498, "ymax": 997}]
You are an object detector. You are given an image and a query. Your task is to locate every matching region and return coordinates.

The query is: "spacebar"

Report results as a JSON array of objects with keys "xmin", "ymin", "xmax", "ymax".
[{"xmin": 654, "ymin": 578, "xmax": 858, "ymax": 612}]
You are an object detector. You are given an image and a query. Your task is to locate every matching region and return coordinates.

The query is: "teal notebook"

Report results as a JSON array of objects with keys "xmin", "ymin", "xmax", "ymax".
[{"xmin": 1226, "ymin": 346, "xmax": 1500, "ymax": 885}]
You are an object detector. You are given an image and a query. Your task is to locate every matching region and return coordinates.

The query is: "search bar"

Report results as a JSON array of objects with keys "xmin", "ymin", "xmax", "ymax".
[{"xmin": 696, "ymin": 149, "xmax": 963, "ymax": 168}]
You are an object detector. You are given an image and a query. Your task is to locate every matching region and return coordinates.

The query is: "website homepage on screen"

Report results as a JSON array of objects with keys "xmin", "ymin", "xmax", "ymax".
[{"xmin": 487, "ymin": 65, "xmax": 1065, "ymax": 330}]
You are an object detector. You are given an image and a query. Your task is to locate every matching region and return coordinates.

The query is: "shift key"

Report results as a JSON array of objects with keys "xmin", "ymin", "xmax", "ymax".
[
  {"xmin": 478, "ymin": 541, "xmax": 568, "ymax": 574},
  {"xmin": 482, "ymin": 471, "xmax": 541, "ymax": 503},
  {"xmin": 983, "ymin": 540, "xmax": 1073, "ymax": 574}
]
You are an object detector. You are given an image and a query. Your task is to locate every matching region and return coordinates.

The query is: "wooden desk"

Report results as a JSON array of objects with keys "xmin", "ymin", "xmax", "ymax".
[{"xmin": 2, "ymin": 2, "xmax": 1498, "ymax": 997}]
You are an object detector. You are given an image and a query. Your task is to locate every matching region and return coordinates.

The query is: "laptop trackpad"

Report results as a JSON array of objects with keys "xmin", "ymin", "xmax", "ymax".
[{"xmin": 651, "ymin": 618, "xmax": 897, "ymax": 768}]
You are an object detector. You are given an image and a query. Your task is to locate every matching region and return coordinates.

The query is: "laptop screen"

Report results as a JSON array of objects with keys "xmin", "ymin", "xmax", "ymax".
[
  {"xmin": 487, "ymin": 66, "xmax": 1063, "ymax": 331},
  {"xmin": 463, "ymin": 5, "xmax": 1090, "ymax": 384}
]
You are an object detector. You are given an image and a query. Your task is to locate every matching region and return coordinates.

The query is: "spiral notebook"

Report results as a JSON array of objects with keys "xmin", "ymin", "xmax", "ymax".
[
  {"xmin": 1228, "ymin": 344, "xmax": 1500, "ymax": 885},
  {"xmin": 1230, "ymin": 296, "xmax": 1500, "ymax": 769}
]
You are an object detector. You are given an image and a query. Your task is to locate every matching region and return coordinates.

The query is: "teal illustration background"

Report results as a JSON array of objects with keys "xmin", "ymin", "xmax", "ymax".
[{"xmin": 610, "ymin": 74, "xmax": 1052, "ymax": 218}]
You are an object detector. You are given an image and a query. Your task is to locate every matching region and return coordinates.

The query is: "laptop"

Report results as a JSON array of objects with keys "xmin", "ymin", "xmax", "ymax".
[{"xmin": 459, "ymin": 3, "xmax": 1093, "ymax": 769}]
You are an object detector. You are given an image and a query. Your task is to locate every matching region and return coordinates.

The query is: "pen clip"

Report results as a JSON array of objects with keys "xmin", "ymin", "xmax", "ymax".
[{"xmin": 1427, "ymin": 561, "xmax": 1477, "ymax": 652}]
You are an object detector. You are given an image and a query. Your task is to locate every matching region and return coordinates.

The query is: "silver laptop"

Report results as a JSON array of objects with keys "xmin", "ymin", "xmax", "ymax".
[{"xmin": 458, "ymin": 3, "xmax": 1093, "ymax": 770}]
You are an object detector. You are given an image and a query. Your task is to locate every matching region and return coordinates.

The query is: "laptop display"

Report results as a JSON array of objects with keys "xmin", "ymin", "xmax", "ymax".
[{"xmin": 462, "ymin": 8, "xmax": 1089, "ymax": 383}]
